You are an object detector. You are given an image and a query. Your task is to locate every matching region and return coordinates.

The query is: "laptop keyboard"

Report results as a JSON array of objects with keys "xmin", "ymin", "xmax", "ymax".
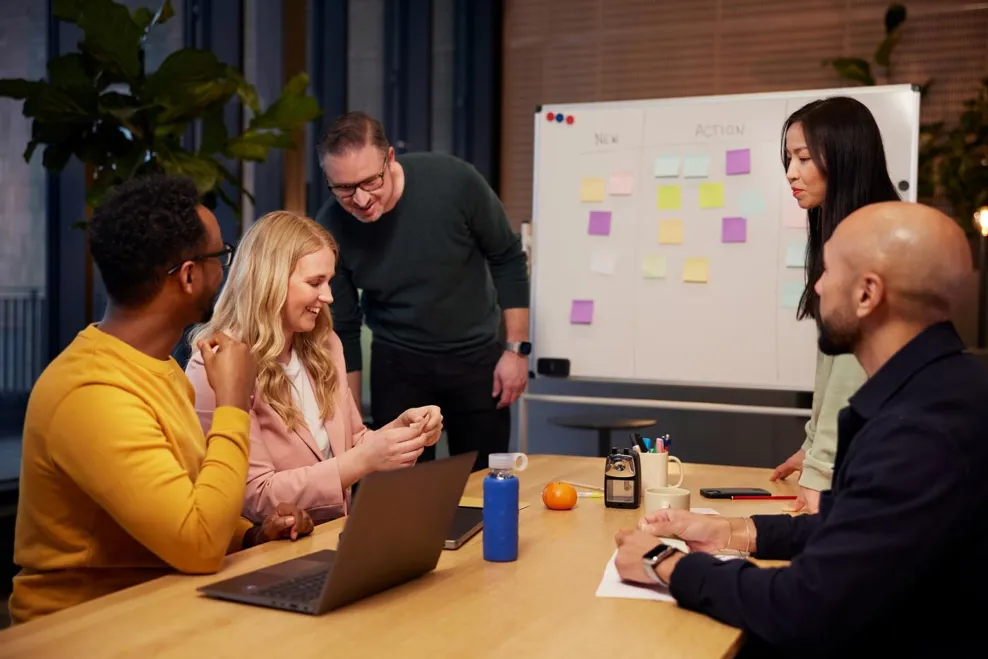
[{"xmin": 256, "ymin": 568, "xmax": 329, "ymax": 602}]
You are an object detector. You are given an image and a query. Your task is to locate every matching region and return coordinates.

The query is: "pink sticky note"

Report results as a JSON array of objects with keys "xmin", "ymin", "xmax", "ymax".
[
  {"xmin": 608, "ymin": 173, "xmax": 634, "ymax": 195},
  {"xmin": 588, "ymin": 211, "xmax": 611, "ymax": 236},
  {"xmin": 722, "ymin": 217, "xmax": 746, "ymax": 243},
  {"xmin": 570, "ymin": 300, "xmax": 594, "ymax": 324},
  {"xmin": 725, "ymin": 149, "xmax": 751, "ymax": 175}
]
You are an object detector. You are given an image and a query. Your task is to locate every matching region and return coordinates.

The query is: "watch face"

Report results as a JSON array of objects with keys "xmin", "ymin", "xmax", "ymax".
[{"xmin": 519, "ymin": 342, "xmax": 532, "ymax": 355}]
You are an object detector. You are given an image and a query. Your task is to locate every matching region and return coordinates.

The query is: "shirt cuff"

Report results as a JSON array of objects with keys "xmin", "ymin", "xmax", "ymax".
[
  {"xmin": 668, "ymin": 551, "xmax": 740, "ymax": 609},
  {"xmin": 749, "ymin": 514, "xmax": 798, "ymax": 560},
  {"xmin": 797, "ymin": 460, "xmax": 832, "ymax": 491}
]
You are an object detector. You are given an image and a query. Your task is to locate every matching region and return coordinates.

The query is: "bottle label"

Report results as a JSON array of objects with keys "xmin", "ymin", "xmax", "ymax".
[{"xmin": 606, "ymin": 478, "xmax": 635, "ymax": 504}]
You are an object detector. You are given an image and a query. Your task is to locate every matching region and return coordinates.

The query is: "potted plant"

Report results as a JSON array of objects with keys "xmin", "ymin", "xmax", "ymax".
[{"xmin": 0, "ymin": 0, "xmax": 321, "ymax": 216}]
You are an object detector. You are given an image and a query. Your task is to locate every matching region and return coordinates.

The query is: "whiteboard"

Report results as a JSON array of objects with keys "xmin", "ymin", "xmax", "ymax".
[{"xmin": 529, "ymin": 84, "xmax": 920, "ymax": 391}]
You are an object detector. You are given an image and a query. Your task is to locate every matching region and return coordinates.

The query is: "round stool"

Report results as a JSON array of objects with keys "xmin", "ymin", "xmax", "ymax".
[{"xmin": 548, "ymin": 415, "xmax": 658, "ymax": 457}]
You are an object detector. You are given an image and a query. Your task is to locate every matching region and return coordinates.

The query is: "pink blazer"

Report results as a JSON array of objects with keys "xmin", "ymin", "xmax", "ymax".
[{"xmin": 185, "ymin": 332, "xmax": 371, "ymax": 525}]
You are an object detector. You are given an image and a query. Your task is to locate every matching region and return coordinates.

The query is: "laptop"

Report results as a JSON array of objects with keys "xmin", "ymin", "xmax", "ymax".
[
  {"xmin": 445, "ymin": 506, "xmax": 484, "ymax": 549},
  {"xmin": 197, "ymin": 451, "xmax": 476, "ymax": 615}
]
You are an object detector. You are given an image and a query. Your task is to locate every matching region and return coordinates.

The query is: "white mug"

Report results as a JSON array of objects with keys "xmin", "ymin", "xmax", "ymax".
[
  {"xmin": 645, "ymin": 486, "xmax": 691, "ymax": 515},
  {"xmin": 639, "ymin": 451, "xmax": 684, "ymax": 491}
]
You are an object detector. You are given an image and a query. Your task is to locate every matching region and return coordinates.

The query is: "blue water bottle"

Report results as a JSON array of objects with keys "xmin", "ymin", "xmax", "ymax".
[{"xmin": 483, "ymin": 452, "xmax": 529, "ymax": 562}]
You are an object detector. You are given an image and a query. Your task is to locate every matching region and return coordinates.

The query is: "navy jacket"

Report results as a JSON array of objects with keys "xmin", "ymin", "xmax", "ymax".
[{"xmin": 670, "ymin": 322, "xmax": 988, "ymax": 657}]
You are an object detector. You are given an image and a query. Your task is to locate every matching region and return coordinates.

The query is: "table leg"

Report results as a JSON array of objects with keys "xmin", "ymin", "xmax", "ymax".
[{"xmin": 597, "ymin": 429, "xmax": 611, "ymax": 457}]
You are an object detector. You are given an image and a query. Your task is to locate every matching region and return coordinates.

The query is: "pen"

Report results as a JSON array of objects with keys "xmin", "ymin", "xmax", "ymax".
[
  {"xmin": 631, "ymin": 432, "xmax": 648, "ymax": 453},
  {"xmin": 730, "ymin": 495, "xmax": 798, "ymax": 501},
  {"xmin": 577, "ymin": 491, "xmax": 603, "ymax": 498},
  {"xmin": 560, "ymin": 480, "xmax": 604, "ymax": 492}
]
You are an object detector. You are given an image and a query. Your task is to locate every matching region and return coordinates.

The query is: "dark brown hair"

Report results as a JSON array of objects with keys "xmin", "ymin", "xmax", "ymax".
[{"xmin": 317, "ymin": 111, "xmax": 389, "ymax": 158}]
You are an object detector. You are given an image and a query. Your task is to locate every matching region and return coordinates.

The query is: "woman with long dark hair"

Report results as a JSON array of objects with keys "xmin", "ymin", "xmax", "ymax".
[{"xmin": 769, "ymin": 96, "xmax": 900, "ymax": 512}]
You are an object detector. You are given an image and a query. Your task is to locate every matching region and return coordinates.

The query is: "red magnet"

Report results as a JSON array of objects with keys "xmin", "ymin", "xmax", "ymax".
[
  {"xmin": 565, "ymin": 115, "xmax": 574, "ymax": 124},
  {"xmin": 546, "ymin": 112, "xmax": 555, "ymax": 121}
]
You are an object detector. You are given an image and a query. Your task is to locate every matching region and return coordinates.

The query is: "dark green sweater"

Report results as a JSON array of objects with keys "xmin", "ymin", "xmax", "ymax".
[{"xmin": 315, "ymin": 153, "xmax": 530, "ymax": 373}]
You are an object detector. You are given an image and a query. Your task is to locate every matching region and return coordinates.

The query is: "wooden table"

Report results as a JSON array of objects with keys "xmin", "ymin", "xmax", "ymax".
[{"xmin": 0, "ymin": 456, "xmax": 798, "ymax": 659}]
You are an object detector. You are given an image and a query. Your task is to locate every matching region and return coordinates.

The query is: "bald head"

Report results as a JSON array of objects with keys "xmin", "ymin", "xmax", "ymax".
[{"xmin": 828, "ymin": 201, "xmax": 972, "ymax": 322}]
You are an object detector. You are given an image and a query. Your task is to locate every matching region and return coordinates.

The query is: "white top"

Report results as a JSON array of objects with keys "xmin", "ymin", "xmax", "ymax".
[{"xmin": 281, "ymin": 350, "xmax": 332, "ymax": 459}]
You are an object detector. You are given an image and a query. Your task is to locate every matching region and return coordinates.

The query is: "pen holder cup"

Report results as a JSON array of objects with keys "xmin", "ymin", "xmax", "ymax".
[{"xmin": 639, "ymin": 451, "xmax": 684, "ymax": 491}]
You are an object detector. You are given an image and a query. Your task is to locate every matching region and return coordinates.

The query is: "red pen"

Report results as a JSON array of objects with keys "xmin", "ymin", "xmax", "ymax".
[{"xmin": 730, "ymin": 495, "xmax": 798, "ymax": 501}]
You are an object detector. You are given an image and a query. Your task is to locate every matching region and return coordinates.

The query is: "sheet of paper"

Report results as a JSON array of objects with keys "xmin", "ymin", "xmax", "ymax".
[
  {"xmin": 595, "ymin": 550, "xmax": 741, "ymax": 602},
  {"xmin": 653, "ymin": 155, "xmax": 680, "ymax": 178},
  {"xmin": 570, "ymin": 300, "xmax": 594, "ymax": 324},
  {"xmin": 682, "ymin": 257, "xmax": 709, "ymax": 283},
  {"xmin": 608, "ymin": 173, "xmax": 634, "ymax": 196},
  {"xmin": 738, "ymin": 189, "xmax": 766, "ymax": 217},
  {"xmin": 459, "ymin": 496, "xmax": 530, "ymax": 510},
  {"xmin": 588, "ymin": 210, "xmax": 612, "ymax": 236},
  {"xmin": 657, "ymin": 185, "xmax": 681, "ymax": 210},
  {"xmin": 657, "ymin": 219, "xmax": 683, "ymax": 245},
  {"xmin": 591, "ymin": 250, "xmax": 616, "ymax": 275},
  {"xmin": 725, "ymin": 148, "xmax": 751, "ymax": 175},
  {"xmin": 641, "ymin": 254, "xmax": 667, "ymax": 279},
  {"xmin": 698, "ymin": 182, "xmax": 724, "ymax": 209},
  {"xmin": 691, "ymin": 508, "xmax": 720, "ymax": 515},
  {"xmin": 781, "ymin": 281, "xmax": 804, "ymax": 309},
  {"xmin": 721, "ymin": 216, "xmax": 746, "ymax": 243},
  {"xmin": 683, "ymin": 155, "xmax": 710, "ymax": 178},
  {"xmin": 580, "ymin": 178, "xmax": 606, "ymax": 202},
  {"xmin": 785, "ymin": 241, "xmax": 806, "ymax": 268}
]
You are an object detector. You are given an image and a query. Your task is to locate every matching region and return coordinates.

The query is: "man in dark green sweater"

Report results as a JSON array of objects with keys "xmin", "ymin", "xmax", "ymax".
[{"xmin": 313, "ymin": 111, "xmax": 530, "ymax": 471}]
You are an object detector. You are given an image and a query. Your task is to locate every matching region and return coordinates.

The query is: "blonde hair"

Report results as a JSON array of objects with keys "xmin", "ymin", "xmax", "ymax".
[{"xmin": 190, "ymin": 211, "xmax": 340, "ymax": 430}]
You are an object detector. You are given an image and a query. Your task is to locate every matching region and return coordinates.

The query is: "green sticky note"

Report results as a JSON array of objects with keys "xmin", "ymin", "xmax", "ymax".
[
  {"xmin": 653, "ymin": 156, "xmax": 680, "ymax": 178},
  {"xmin": 657, "ymin": 185, "xmax": 681, "ymax": 210},
  {"xmin": 785, "ymin": 242, "xmax": 806, "ymax": 268},
  {"xmin": 642, "ymin": 254, "xmax": 667, "ymax": 279},
  {"xmin": 698, "ymin": 183, "xmax": 724, "ymax": 209}
]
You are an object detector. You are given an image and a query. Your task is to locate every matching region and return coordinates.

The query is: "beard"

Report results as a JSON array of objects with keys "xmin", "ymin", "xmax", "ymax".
[
  {"xmin": 816, "ymin": 310, "xmax": 859, "ymax": 356},
  {"xmin": 197, "ymin": 287, "xmax": 219, "ymax": 324}
]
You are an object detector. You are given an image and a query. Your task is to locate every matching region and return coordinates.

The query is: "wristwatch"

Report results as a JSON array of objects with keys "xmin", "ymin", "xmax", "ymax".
[
  {"xmin": 642, "ymin": 542, "xmax": 680, "ymax": 586},
  {"xmin": 505, "ymin": 341, "xmax": 532, "ymax": 356}
]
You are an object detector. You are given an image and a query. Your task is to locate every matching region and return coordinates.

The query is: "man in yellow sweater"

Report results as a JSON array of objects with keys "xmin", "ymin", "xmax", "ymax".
[{"xmin": 10, "ymin": 175, "xmax": 313, "ymax": 624}]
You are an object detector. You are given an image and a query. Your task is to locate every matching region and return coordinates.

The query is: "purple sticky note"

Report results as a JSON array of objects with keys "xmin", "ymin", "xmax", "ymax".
[
  {"xmin": 722, "ymin": 217, "xmax": 747, "ymax": 243},
  {"xmin": 570, "ymin": 300, "xmax": 594, "ymax": 324},
  {"xmin": 588, "ymin": 211, "xmax": 611, "ymax": 236},
  {"xmin": 725, "ymin": 149, "xmax": 751, "ymax": 175}
]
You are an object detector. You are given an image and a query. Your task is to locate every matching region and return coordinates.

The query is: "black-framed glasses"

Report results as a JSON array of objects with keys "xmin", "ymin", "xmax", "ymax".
[
  {"xmin": 328, "ymin": 152, "xmax": 389, "ymax": 199},
  {"xmin": 166, "ymin": 242, "xmax": 235, "ymax": 275}
]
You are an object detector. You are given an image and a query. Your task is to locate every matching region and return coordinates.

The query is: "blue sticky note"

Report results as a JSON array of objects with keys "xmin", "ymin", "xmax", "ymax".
[
  {"xmin": 653, "ymin": 156, "xmax": 680, "ymax": 178},
  {"xmin": 782, "ymin": 282, "xmax": 804, "ymax": 309},
  {"xmin": 683, "ymin": 155, "xmax": 710, "ymax": 178},
  {"xmin": 785, "ymin": 242, "xmax": 806, "ymax": 268},
  {"xmin": 738, "ymin": 189, "xmax": 766, "ymax": 217}
]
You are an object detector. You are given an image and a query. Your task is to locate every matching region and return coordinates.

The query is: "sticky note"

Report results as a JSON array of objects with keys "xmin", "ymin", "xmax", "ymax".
[
  {"xmin": 698, "ymin": 182, "xmax": 724, "ymax": 209},
  {"xmin": 721, "ymin": 217, "xmax": 747, "ymax": 243},
  {"xmin": 682, "ymin": 257, "xmax": 709, "ymax": 283},
  {"xmin": 683, "ymin": 155, "xmax": 710, "ymax": 178},
  {"xmin": 608, "ymin": 173, "xmax": 634, "ymax": 196},
  {"xmin": 570, "ymin": 300, "xmax": 594, "ymax": 324},
  {"xmin": 738, "ymin": 189, "xmax": 766, "ymax": 217},
  {"xmin": 588, "ymin": 210, "xmax": 612, "ymax": 236},
  {"xmin": 590, "ymin": 250, "xmax": 616, "ymax": 275},
  {"xmin": 653, "ymin": 156, "xmax": 680, "ymax": 178},
  {"xmin": 782, "ymin": 282, "xmax": 804, "ymax": 309},
  {"xmin": 580, "ymin": 178, "xmax": 606, "ymax": 202},
  {"xmin": 642, "ymin": 255, "xmax": 667, "ymax": 279},
  {"xmin": 726, "ymin": 149, "xmax": 751, "ymax": 175},
  {"xmin": 657, "ymin": 220, "xmax": 683, "ymax": 245},
  {"xmin": 785, "ymin": 241, "xmax": 806, "ymax": 268},
  {"xmin": 657, "ymin": 185, "xmax": 681, "ymax": 210}
]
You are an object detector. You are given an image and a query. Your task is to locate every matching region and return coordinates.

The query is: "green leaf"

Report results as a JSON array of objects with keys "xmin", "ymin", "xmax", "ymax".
[
  {"xmin": 873, "ymin": 31, "xmax": 901, "ymax": 68},
  {"xmin": 142, "ymin": 48, "xmax": 226, "ymax": 100},
  {"xmin": 156, "ymin": 144, "xmax": 221, "ymax": 195},
  {"xmin": 226, "ymin": 130, "xmax": 296, "ymax": 161},
  {"xmin": 0, "ymin": 78, "xmax": 42, "ymax": 100},
  {"xmin": 283, "ymin": 72, "xmax": 310, "ymax": 96},
  {"xmin": 248, "ymin": 94, "xmax": 322, "ymax": 131},
  {"xmin": 824, "ymin": 58, "xmax": 875, "ymax": 86},
  {"xmin": 77, "ymin": 0, "xmax": 144, "ymax": 81},
  {"xmin": 47, "ymin": 53, "xmax": 95, "ymax": 100},
  {"xmin": 226, "ymin": 66, "xmax": 261, "ymax": 114},
  {"xmin": 42, "ymin": 142, "xmax": 76, "ymax": 171},
  {"xmin": 23, "ymin": 138, "xmax": 41, "ymax": 163},
  {"xmin": 22, "ymin": 83, "xmax": 93, "ymax": 125},
  {"xmin": 884, "ymin": 3, "xmax": 907, "ymax": 34},
  {"xmin": 155, "ymin": 80, "xmax": 238, "ymax": 124},
  {"xmin": 200, "ymin": 104, "xmax": 228, "ymax": 156},
  {"xmin": 52, "ymin": 0, "xmax": 84, "ymax": 23}
]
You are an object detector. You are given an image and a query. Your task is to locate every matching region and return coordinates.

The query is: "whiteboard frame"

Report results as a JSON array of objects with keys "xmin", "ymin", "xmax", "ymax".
[{"xmin": 527, "ymin": 84, "xmax": 921, "ymax": 393}]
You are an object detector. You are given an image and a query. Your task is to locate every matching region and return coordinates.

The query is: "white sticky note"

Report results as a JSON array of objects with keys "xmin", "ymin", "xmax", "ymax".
[
  {"xmin": 653, "ymin": 156, "xmax": 680, "ymax": 178},
  {"xmin": 683, "ymin": 155, "xmax": 710, "ymax": 178},
  {"xmin": 590, "ymin": 250, "xmax": 616, "ymax": 275}
]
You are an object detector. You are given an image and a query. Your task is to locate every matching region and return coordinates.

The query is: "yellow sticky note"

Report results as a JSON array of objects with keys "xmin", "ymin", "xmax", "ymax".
[
  {"xmin": 642, "ymin": 254, "xmax": 667, "ymax": 279},
  {"xmin": 459, "ymin": 496, "xmax": 530, "ymax": 510},
  {"xmin": 683, "ymin": 257, "xmax": 709, "ymax": 283},
  {"xmin": 580, "ymin": 178, "xmax": 606, "ymax": 202},
  {"xmin": 698, "ymin": 182, "xmax": 724, "ymax": 209},
  {"xmin": 657, "ymin": 220, "xmax": 683, "ymax": 245},
  {"xmin": 657, "ymin": 185, "xmax": 681, "ymax": 210}
]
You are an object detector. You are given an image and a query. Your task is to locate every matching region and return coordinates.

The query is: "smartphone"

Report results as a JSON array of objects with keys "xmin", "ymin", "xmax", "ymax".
[{"xmin": 699, "ymin": 487, "xmax": 772, "ymax": 499}]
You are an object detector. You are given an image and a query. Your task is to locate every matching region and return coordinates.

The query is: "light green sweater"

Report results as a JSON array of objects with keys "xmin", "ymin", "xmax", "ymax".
[{"xmin": 799, "ymin": 352, "xmax": 868, "ymax": 491}]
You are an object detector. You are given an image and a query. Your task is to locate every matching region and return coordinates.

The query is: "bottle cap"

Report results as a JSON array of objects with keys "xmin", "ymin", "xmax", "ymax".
[{"xmin": 489, "ymin": 452, "xmax": 529, "ymax": 471}]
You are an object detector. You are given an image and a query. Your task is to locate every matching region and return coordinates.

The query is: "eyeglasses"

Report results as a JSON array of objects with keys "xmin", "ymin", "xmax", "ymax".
[
  {"xmin": 328, "ymin": 153, "xmax": 389, "ymax": 199},
  {"xmin": 166, "ymin": 242, "xmax": 235, "ymax": 275}
]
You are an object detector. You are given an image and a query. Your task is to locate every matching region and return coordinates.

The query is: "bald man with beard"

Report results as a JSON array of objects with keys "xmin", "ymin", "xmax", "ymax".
[{"xmin": 613, "ymin": 202, "xmax": 988, "ymax": 658}]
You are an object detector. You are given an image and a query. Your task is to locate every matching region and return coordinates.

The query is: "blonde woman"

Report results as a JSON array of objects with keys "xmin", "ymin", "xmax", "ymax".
[{"xmin": 185, "ymin": 211, "xmax": 443, "ymax": 524}]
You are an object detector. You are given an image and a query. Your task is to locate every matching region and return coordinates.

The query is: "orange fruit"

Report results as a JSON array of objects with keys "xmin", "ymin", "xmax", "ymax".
[{"xmin": 542, "ymin": 482, "xmax": 578, "ymax": 510}]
